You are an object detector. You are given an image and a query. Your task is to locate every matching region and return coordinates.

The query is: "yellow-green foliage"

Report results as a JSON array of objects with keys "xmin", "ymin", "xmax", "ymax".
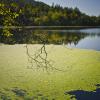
[{"xmin": 0, "ymin": 45, "xmax": 100, "ymax": 100}]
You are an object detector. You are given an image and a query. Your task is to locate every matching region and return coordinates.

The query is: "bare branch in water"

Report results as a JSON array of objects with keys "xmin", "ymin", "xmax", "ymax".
[{"xmin": 25, "ymin": 44, "xmax": 65, "ymax": 72}]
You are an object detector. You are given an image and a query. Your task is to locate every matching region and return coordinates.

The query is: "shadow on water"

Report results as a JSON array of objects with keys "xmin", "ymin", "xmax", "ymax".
[{"xmin": 65, "ymin": 84, "xmax": 100, "ymax": 100}]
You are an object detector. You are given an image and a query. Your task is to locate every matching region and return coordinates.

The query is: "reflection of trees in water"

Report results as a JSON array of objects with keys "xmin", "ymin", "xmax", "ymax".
[
  {"xmin": 47, "ymin": 31, "xmax": 87, "ymax": 45},
  {"xmin": 1, "ymin": 28, "xmax": 99, "ymax": 45}
]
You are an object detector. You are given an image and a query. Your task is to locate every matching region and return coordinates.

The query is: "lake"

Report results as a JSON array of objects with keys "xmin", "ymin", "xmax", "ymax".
[
  {"xmin": 0, "ymin": 27, "xmax": 100, "ymax": 100},
  {"xmin": 0, "ymin": 27, "xmax": 100, "ymax": 51},
  {"xmin": 66, "ymin": 28, "xmax": 100, "ymax": 51}
]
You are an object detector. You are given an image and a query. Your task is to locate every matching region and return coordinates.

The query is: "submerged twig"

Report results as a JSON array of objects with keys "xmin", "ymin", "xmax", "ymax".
[
  {"xmin": 24, "ymin": 32, "xmax": 66, "ymax": 72},
  {"xmin": 25, "ymin": 44, "xmax": 65, "ymax": 72}
]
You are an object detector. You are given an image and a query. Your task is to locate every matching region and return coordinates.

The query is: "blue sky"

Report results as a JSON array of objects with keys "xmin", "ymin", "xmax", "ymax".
[{"xmin": 36, "ymin": 0, "xmax": 100, "ymax": 16}]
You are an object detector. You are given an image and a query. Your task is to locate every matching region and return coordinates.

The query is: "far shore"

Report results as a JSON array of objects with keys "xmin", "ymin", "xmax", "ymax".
[{"xmin": 0, "ymin": 26, "xmax": 100, "ymax": 30}]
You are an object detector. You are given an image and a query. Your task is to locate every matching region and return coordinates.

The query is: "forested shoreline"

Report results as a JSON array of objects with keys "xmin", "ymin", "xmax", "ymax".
[
  {"xmin": 0, "ymin": 0, "xmax": 100, "ymax": 26},
  {"xmin": 0, "ymin": 0, "xmax": 100, "ymax": 44}
]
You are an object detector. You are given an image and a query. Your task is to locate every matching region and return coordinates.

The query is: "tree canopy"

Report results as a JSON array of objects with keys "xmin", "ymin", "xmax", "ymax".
[{"xmin": 0, "ymin": 0, "xmax": 100, "ymax": 27}]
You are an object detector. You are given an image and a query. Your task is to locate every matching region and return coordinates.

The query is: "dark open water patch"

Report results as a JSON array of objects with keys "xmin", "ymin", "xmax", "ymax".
[
  {"xmin": 0, "ymin": 87, "xmax": 52, "ymax": 100},
  {"xmin": 0, "ymin": 91, "xmax": 11, "ymax": 100},
  {"xmin": 65, "ymin": 84, "xmax": 100, "ymax": 100},
  {"xmin": 11, "ymin": 87, "xmax": 27, "ymax": 97}
]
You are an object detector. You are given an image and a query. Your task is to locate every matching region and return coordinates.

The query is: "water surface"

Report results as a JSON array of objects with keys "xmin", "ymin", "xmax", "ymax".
[
  {"xmin": 66, "ymin": 28, "xmax": 100, "ymax": 51},
  {"xmin": 0, "ymin": 28, "xmax": 100, "ymax": 51}
]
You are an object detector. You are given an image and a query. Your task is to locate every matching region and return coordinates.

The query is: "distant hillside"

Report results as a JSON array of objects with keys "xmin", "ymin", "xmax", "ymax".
[{"xmin": 1, "ymin": 0, "xmax": 49, "ymax": 7}]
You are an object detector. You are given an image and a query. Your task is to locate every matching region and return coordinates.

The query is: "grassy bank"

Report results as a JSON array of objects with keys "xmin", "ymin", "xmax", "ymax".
[{"xmin": 0, "ymin": 44, "xmax": 100, "ymax": 100}]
